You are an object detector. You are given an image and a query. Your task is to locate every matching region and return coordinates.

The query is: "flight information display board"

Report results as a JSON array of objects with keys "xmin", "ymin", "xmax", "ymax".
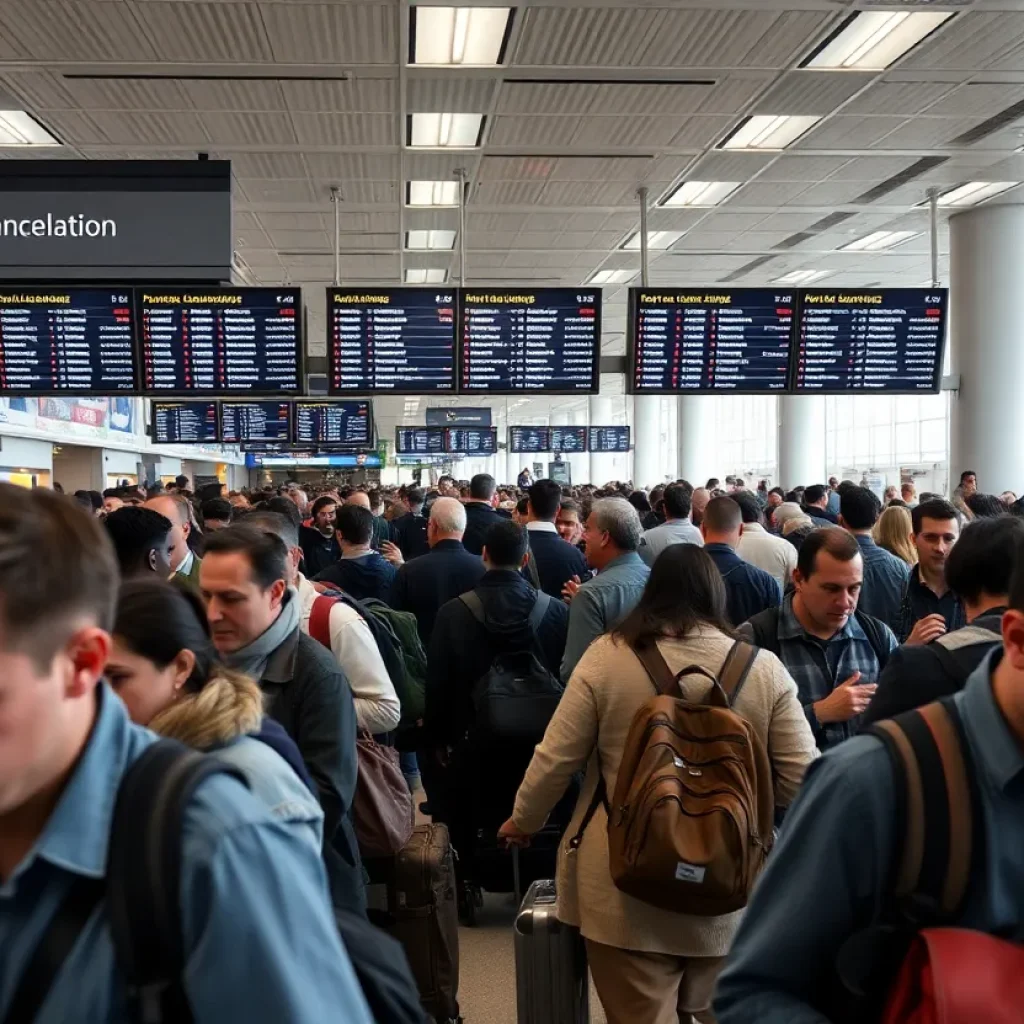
[
  {"xmin": 460, "ymin": 289, "xmax": 601, "ymax": 394},
  {"xmin": 0, "ymin": 288, "xmax": 137, "ymax": 394},
  {"xmin": 294, "ymin": 401, "xmax": 373, "ymax": 447},
  {"xmin": 328, "ymin": 288, "xmax": 456, "ymax": 394},
  {"xmin": 395, "ymin": 426, "xmax": 445, "ymax": 455},
  {"xmin": 589, "ymin": 426, "xmax": 631, "ymax": 452},
  {"xmin": 139, "ymin": 288, "xmax": 302, "ymax": 395},
  {"xmin": 446, "ymin": 427, "xmax": 497, "ymax": 455},
  {"xmin": 220, "ymin": 401, "xmax": 293, "ymax": 444},
  {"xmin": 794, "ymin": 289, "xmax": 948, "ymax": 393},
  {"xmin": 551, "ymin": 426, "xmax": 588, "ymax": 453},
  {"xmin": 151, "ymin": 401, "xmax": 219, "ymax": 445},
  {"xmin": 629, "ymin": 289, "xmax": 793, "ymax": 394},
  {"xmin": 509, "ymin": 426, "xmax": 551, "ymax": 453}
]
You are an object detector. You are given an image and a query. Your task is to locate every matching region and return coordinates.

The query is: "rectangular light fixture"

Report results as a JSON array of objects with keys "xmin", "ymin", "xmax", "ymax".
[
  {"xmin": 405, "ymin": 268, "xmax": 448, "ymax": 283},
  {"xmin": 805, "ymin": 11, "xmax": 953, "ymax": 70},
  {"xmin": 409, "ymin": 112, "xmax": 484, "ymax": 148},
  {"xmin": 721, "ymin": 114, "xmax": 821, "ymax": 151},
  {"xmin": 0, "ymin": 111, "xmax": 60, "ymax": 146},
  {"xmin": 662, "ymin": 180, "xmax": 742, "ymax": 207},
  {"xmin": 936, "ymin": 181, "xmax": 1020, "ymax": 207},
  {"xmin": 412, "ymin": 7, "xmax": 513, "ymax": 66},
  {"xmin": 407, "ymin": 180, "xmax": 460, "ymax": 207},
  {"xmin": 774, "ymin": 269, "xmax": 832, "ymax": 285},
  {"xmin": 588, "ymin": 269, "xmax": 633, "ymax": 286},
  {"xmin": 839, "ymin": 230, "xmax": 918, "ymax": 252},
  {"xmin": 622, "ymin": 230, "xmax": 683, "ymax": 251},
  {"xmin": 405, "ymin": 229, "xmax": 456, "ymax": 250}
]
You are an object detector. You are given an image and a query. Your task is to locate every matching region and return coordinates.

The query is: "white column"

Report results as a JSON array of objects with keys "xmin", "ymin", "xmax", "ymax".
[
  {"xmin": 778, "ymin": 395, "xmax": 826, "ymax": 489},
  {"xmin": 950, "ymin": 204, "xmax": 1024, "ymax": 493},
  {"xmin": 677, "ymin": 396, "xmax": 717, "ymax": 486},
  {"xmin": 589, "ymin": 394, "xmax": 615, "ymax": 485},
  {"xmin": 632, "ymin": 395, "xmax": 661, "ymax": 489}
]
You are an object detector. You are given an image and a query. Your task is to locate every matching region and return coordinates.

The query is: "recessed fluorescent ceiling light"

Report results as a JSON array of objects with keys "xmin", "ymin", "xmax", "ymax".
[
  {"xmin": 407, "ymin": 180, "xmax": 460, "ymax": 207},
  {"xmin": 722, "ymin": 115, "xmax": 821, "ymax": 150},
  {"xmin": 840, "ymin": 230, "xmax": 918, "ymax": 252},
  {"xmin": 774, "ymin": 269, "xmax": 832, "ymax": 285},
  {"xmin": 622, "ymin": 230, "xmax": 683, "ymax": 250},
  {"xmin": 806, "ymin": 11, "xmax": 953, "ymax": 70},
  {"xmin": 588, "ymin": 269, "xmax": 633, "ymax": 285},
  {"xmin": 409, "ymin": 112, "xmax": 483, "ymax": 148},
  {"xmin": 413, "ymin": 7, "xmax": 512, "ymax": 66},
  {"xmin": 405, "ymin": 268, "xmax": 448, "ymax": 283},
  {"xmin": 405, "ymin": 229, "xmax": 456, "ymax": 250},
  {"xmin": 936, "ymin": 181, "xmax": 1020, "ymax": 207},
  {"xmin": 663, "ymin": 181, "xmax": 742, "ymax": 207},
  {"xmin": 0, "ymin": 111, "xmax": 60, "ymax": 146}
]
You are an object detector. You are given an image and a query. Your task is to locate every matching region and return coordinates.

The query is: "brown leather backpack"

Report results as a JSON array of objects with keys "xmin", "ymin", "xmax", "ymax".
[{"xmin": 570, "ymin": 639, "xmax": 774, "ymax": 916}]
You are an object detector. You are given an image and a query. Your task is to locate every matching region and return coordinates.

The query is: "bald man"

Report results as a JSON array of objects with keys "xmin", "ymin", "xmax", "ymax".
[
  {"xmin": 143, "ymin": 493, "xmax": 202, "ymax": 592},
  {"xmin": 690, "ymin": 487, "xmax": 712, "ymax": 529},
  {"xmin": 346, "ymin": 489, "xmax": 391, "ymax": 550}
]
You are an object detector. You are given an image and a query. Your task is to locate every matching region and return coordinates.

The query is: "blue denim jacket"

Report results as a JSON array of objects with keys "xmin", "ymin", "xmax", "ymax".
[
  {"xmin": 0, "ymin": 686, "xmax": 373, "ymax": 1024},
  {"xmin": 854, "ymin": 533, "xmax": 910, "ymax": 635}
]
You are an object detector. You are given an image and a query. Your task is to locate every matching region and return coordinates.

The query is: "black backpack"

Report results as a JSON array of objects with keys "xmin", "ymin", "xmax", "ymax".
[
  {"xmin": 460, "ymin": 590, "xmax": 564, "ymax": 743},
  {"xmin": 746, "ymin": 606, "xmax": 892, "ymax": 669}
]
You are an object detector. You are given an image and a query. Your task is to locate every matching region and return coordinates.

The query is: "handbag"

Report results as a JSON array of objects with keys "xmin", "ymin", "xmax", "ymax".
[{"xmin": 354, "ymin": 732, "xmax": 415, "ymax": 858}]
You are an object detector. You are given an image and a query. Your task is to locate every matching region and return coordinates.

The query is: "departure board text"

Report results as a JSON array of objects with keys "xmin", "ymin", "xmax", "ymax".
[
  {"xmin": 589, "ymin": 426, "xmax": 631, "ymax": 452},
  {"xmin": 395, "ymin": 426, "xmax": 445, "ymax": 454},
  {"xmin": 220, "ymin": 401, "xmax": 292, "ymax": 444},
  {"xmin": 294, "ymin": 401, "xmax": 372, "ymax": 447},
  {"xmin": 152, "ymin": 401, "xmax": 218, "ymax": 444},
  {"xmin": 509, "ymin": 426, "xmax": 551, "ymax": 453},
  {"xmin": 551, "ymin": 426, "xmax": 588, "ymax": 453},
  {"xmin": 446, "ymin": 427, "xmax": 497, "ymax": 455}
]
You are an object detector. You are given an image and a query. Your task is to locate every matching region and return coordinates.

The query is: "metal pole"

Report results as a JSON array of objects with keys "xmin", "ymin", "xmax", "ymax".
[
  {"xmin": 331, "ymin": 186, "xmax": 341, "ymax": 286},
  {"xmin": 456, "ymin": 168, "xmax": 468, "ymax": 287},
  {"xmin": 927, "ymin": 186, "xmax": 940, "ymax": 288},
  {"xmin": 637, "ymin": 186, "xmax": 650, "ymax": 287}
]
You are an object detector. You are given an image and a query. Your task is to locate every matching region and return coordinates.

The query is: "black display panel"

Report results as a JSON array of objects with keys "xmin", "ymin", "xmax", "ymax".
[
  {"xmin": 329, "ymin": 288, "xmax": 456, "ymax": 394},
  {"xmin": 395, "ymin": 426, "xmax": 445, "ymax": 455},
  {"xmin": 151, "ymin": 401, "xmax": 219, "ymax": 445},
  {"xmin": 139, "ymin": 287, "xmax": 302, "ymax": 395},
  {"xmin": 294, "ymin": 401, "xmax": 373, "ymax": 447},
  {"xmin": 794, "ymin": 289, "xmax": 948, "ymax": 394},
  {"xmin": 551, "ymin": 426, "xmax": 588, "ymax": 453},
  {"xmin": 446, "ymin": 427, "xmax": 497, "ymax": 455},
  {"xmin": 0, "ymin": 288, "xmax": 137, "ymax": 395},
  {"xmin": 589, "ymin": 426, "xmax": 631, "ymax": 452},
  {"xmin": 509, "ymin": 426, "xmax": 551, "ymax": 453},
  {"xmin": 629, "ymin": 289, "xmax": 794, "ymax": 394},
  {"xmin": 220, "ymin": 400, "xmax": 293, "ymax": 444},
  {"xmin": 460, "ymin": 288, "xmax": 601, "ymax": 394}
]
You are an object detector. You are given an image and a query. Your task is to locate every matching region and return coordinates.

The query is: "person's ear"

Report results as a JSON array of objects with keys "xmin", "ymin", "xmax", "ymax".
[
  {"xmin": 520, "ymin": 550, "xmax": 530, "ymax": 570},
  {"xmin": 1002, "ymin": 610, "xmax": 1024, "ymax": 670},
  {"xmin": 64, "ymin": 626, "xmax": 111, "ymax": 699},
  {"xmin": 738, "ymin": 523, "xmax": 745, "ymax": 538},
  {"xmin": 181, "ymin": 520, "xmax": 191, "ymax": 540},
  {"xmin": 269, "ymin": 578, "xmax": 287, "ymax": 608},
  {"xmin": 791, "ymin": 568, "xmax": 805, "ymax": 591},
  {"xmin": 147, "ymin": 548, "xmax": 159, "ymax": 573},
  {"xmin": 700, "ymin": 522, "xmax": 708, "ymax": 539},
  {"xmin": 171, "ymin": 648, "xmax": 196, "ymax": 690}
]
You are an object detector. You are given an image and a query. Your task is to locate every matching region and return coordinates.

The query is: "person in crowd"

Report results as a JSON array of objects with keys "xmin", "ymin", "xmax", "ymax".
[
  {"xmin": 1002, "ymin": 490, "xmax": 1018, "ymax": 507},
  {"xmin": 517, "ymin": 466, "xmax": 533, "ymax": 489},
  {"xmin": 705, "ymin": 477, "xmax": 720, "ymax": 491},
  {"xmin": 561, "ymin": 498, "xmax": 650, "ymax": 683},
  {"xmin": 73, "ymin": 489, "xmax": 103, "ymax": 515},
  {"xmin": 200, "ymin": 525, "xmax": 365, "ymax": 914},
  {"xmin": 826, "ymin": 477, "xmax": 841, "ymax": 517},
  {"xmin": 700, "ymin": 496, "xmax": 782, "ymax": 627},
  {"xmin": 106, "ymin": 578, "xmax": 322, "ymax": 850},
  {"xmin": 523, "ymin": 479, "xmax": 589, "ymax": 598},
  {"xmin": 689, "ymin": 486, "xmax": 712, "ymax": 530},
  {"xmin": 897, "ymin": 498, "xmax": 965, "ymax": 644},
  {"xmin": 901, "ymin": 481, "xmax": 918, "ymax": 507},
  {"xmin": 174, "ymin": 473, "xmax": 190, "ymax": 492},
  {"xmin": 144, "ymin": 492, "xmax": 203, "ymax": 592},
  {"xmin": 299, "ymin": 496, "xmax": 341, "ymax": 577},
  {"xmin": 286, "ymin": 485, "xmax": 310, "ymax": 517},
  {"xmin": 389, "ymin": 496, "xmax": 486, "ymax": 646},
  {"xmin": 715, "ymin": 535, "xmax": 1024, "ymax": 1024},
  {"xmin": 839, "ymin": 485, "xmax": 910, "ymax": 634},
  {"xmin": 646, "ymin": 484, "xmax": 667, "ymax": 530},
  {"xmin": 499, "ymin": 544, "xmax": 818, "ymax": 1024},
  {"xmin": 627, "ymin": 490, "xmax": 655, "ymax": 530},
  {"xmin": 741, "ymin": 529, "xmax": 896, "ymax": 752},
  {"xmin": 511, "ymin": 495, "xmax": 529, "ymax": 525},
  {"xmin": 201, "ymin": 497, "xmax": 234, "ymax": 532},
  {"xmin": 765, "ymin": 486, "xmax": 785, "ymax": 517},
  {"xmin": 0, "ymin": 485, "xmax": 374, "ymax": 1022},
  {"xmin": 388, "ymin": 485, "xmax": 429, "ymax": 562},
  {"xmin": 461, "ymin": 473, "xmax": 505, "ymax": 556},
  {"xmin": 104, "ymin": 506, "xmax": 174, "ymax": 579},
  {"xmin": 342, "ymin": 489, "xmax": 390, "ymax": 550},
  {"xmin": 102, "ymin": 490, "xmax": 124, "ymax": 514},
  {"xmin": 315, "ymin": 504, "xmax": 397, "ymax": 602},
  {"xmin": 734, "ymin": 491, "xmax": 796, "ymax": 590},
  {"xmin": 801, "ymin": 484, "xmax": 838, "ymax": 525},
  {"xmin": 638, "ymin": 482, "xmax": 703, "ymax": 567},
  {"xmin": 874, "ymin": 503, "xmax": 917, "ymax": 567},
  {"xmin": 952, "ymin": 468, "xmax": 978, "ymax": 516},
  {"xmin": 883, "ymin": 484, "xmax": 899, "ymax": 505},
  {"xmin": 556, "ymin": 498, "xmax": 585, "ymax": 547},
  {"xmin": 229, "ymin": 492, "xmax": 252, "ymax": 512},
  {"xmin": 965, "ymin": 491, "xmax": 1008, "ymax": 519}
]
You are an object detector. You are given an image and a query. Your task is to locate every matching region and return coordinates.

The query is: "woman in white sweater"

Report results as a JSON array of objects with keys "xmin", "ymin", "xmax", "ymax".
[{"xmin": 500, "ymin": 544, "xmax": 819, "ymax": 1024}]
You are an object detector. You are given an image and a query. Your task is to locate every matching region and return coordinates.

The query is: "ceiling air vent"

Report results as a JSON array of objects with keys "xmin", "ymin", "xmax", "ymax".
[
  {"xmin": 723, "ymin": 255, "xmax": 778, "ymax": 282},
  {"xmin": 853, "ymin": 156, "xmax": 947, "ymax": 204},
  {"xmin": 951, "ymin": 97, "xmax": 1024, "ymax": 147},
  {"xmin": 858, "ymin": 0, "xmax": 971, "ymax": 6},
  {"xmin": 774, "ymin": 213, "xmax": 855, "ymax": 251},
  {"xmin": 774, "ymin": 232, "xmax": 815, "ymax": 250}
]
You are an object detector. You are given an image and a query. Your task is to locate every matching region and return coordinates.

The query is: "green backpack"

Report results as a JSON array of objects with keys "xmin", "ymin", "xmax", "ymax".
[{"xmin": 359, "ymin": 598, "xmax": 428, "ymax": 727}]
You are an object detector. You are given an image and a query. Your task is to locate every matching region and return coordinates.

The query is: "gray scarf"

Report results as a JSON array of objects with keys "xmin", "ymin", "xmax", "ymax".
[{"xmin": 223, "ymin": 587, "xmax": 300, "ymax": 680}]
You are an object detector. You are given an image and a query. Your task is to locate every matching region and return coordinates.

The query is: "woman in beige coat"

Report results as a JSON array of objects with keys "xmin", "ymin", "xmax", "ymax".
[{"xmin": 500, "ymin": 544, "xmax": 819, "ymax": 1024}]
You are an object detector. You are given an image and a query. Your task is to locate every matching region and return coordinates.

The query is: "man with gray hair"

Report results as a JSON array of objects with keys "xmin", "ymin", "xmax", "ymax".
[{"xmin": 561, "ymin": 497, "xmax": 650, "ymax": 681}]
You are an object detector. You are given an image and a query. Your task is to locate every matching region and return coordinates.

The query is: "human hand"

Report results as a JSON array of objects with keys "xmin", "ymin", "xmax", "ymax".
[
  {"xmin": 906, "ymin": 614, "xmax": 947, "ymax": 646},
  {"xmin": 562, "ymin": 575, "xmax": 582, "ymax": 605},
  {"xmin": 381, "ymin": 541, "xmax": 404, "ymax": 567},
  {"xmin": 814, "ymin": 672, "xmax": 878, "ymax": 723},
  {"xmin": 498, "ymin": 818, "xmax": 532, "ymax": 849}
]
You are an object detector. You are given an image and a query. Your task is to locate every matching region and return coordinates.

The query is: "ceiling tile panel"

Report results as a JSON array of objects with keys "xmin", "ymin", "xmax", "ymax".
[
  {"xmin": 572, "ymin": 116, "xmax": 688, "ymax": 149},
  {"xmin": 262, "ymin": 3, "xmax": 395, "ymax": 64},
  {"xmin": 235, "ymin": 179, "xmax": 318, "ymax": 204},
  {"xmin": 467, "ymin": 213, "xmax": 527, "ymax": 234},
  {"xmin": 406, "ymin": 77, "xmax": 497, "ymax": 114},
  {"xmin": 404, "ymin": 151, "xmax": 477, "ymax": 179},
  {"xmin": 88, "ymin": 111, "xmax": 210, "ymax": 146},
  {"xmin": 1, "ymin": 71, "xmax": 75, "ymax": 110},
  {"xmin": 900, "ymin": 13, "xmax": 1024, "ymax": 71},
  {"xmin": 827, "ymin": 156, "xmax": 926, "ymax": 181},
  {"xmin": 795, "ymin": 116, "xmax": 908, "ymax": 149},
  {"xmin": 752, "ymin": 71, "xmax": 876, "ymax": 117},
  {"xmin": 871, "ymin": 116, "xmax": 989, "ymax": 148},
  {"xmin": 305, "ymin": 151, "xmax": 398, "ymax": 179},
  {"xmin": 786, "ymin": 181, "xmax": 874, "ymax": 206},
  {"xmin": 495, "ymin": 82, "xmax": 599, "ymax": 116},
  {"xmin": 32, "ymin": 110, "xmax": 107, "ymax": 147},
  {"xmin": 731, "ymin": 181, "xmax": 811, "ymax": 205},
  {"xmin": 130, "ymin": 3, "xmax": 271, "ymax": 62},
  {"xmin": 309, "ymin": 180, "xmax": 396, "ymax": 203},
  {"xmin": 259, "ymin": 212, "xmax": 325, "ymax": 232},
  {"xmin": 0, "ymin": 1, "xmax": 156, "ymax": 61},
  {"xmin": 282, "ymin": 78, "xmax": 396, "ymax": 114},
  {"xmin": 537, "ymin": 181, "xmax": 616, "ymax": 206},
  {"xmin": 927, "ymin": 82, "xmax": 1024, "ymax": 117},
  {"xmin": 266, "ymin": 228, "xmax": 331, "ymax": 250},
  {"xmin": 550, "ymin": 157, "xmax": 654, "ymax": 182},
  {"xmin": 669, "ymin": 116, "xmax": 736, "ymax": 149},
  {"xmin": 488, "ymin": 115, "xmax": 580, "ymax": 148},
  {"xmin": 228, "ymin": 151, "xmax": 308, "ymax": 178},
  {"xmin": 472, "ymin": 181, "xmax": 547, "ymax": 205},
  {"xmin": 63, "ymin": 78, "xmax": 192, "ymax": 112},
  {"xmin": 291, "ymin": 112, "xmax": 396, "ymax": 146},
  {"xmin": 200, "ymin": 111, "xmax": 296, "ymax": 145},
  {"xmin": 587, "ymin": 82, "xmax": 723, "ymax": 117},
  {"xmin": 688, "ymin": 151, "xmax": 777, "ymax": 181},
  {"xmin": 844, "ymin": 82, "xmax": 961, "ymax": 117},
  {"xmin": 183, "ymin": 79, "xmax": 286, "ymax": 112},
  {"xmin": 758, "ymin": 156, "xmax": 853, "ymax": 181}
]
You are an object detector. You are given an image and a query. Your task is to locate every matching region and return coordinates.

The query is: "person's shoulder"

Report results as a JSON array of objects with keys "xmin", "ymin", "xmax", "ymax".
[{"xmin": 295, "ymin": 629, "xmax": 346, "ymax": 677}]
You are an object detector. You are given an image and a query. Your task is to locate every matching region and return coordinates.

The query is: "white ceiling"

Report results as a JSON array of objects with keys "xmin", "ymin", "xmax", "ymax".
[{"xmin": 0, "ymin": 0, "xmax": 1022, "ymax": 428}]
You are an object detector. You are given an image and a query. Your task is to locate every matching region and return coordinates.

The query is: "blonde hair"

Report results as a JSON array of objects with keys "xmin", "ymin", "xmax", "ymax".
[
  {"xmin": 874, "ymin": 505, "xmax": 917, "ymax": 567},
  {"xmin": 149, "ymin": 669, "xmax": 263, "ymax": 750}
]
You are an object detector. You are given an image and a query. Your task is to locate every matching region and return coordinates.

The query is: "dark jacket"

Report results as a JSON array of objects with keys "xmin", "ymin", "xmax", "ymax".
[
  {"xmin": 803, "ymin": 505, "xmax": 839, "ymax": 525},
  {"xmin": 461, "ymin": 501, "xmax": 506, "ymax": 556},
  {"xmin": 390, "ymin": 511, "xmax": 429, "ymax": 561},
  {"xmin": 704, "ymin": 542, "xmax": 783, "ymax": 627},
  {"xmin": 315, "ymin": 551, "xmax": 397, "ymax": 603},
  {"xmin": 258, "ymin": 628, "xmax": 364, "ymax": 914},
  {"xmin": 853, "ymin": 533, "xmax": 910, "ymax": 635},
  {"xmin": 300, "ymin": 524, "xmax": 341, "ymax": 578},
  {"xmin": 862, "ymin": 609, "xmax": 1005, "ymax": 727},
  {"xmin": 522, "ymin": 525, "xmax": 589, "ymax": 599},
  {"xmin": 897, "ymin": 564, "xmax": 966, "ymax": 643},
  {"xmin": 370, "ymin": 515, "xmax": 391, "ymax": 550},
  {"xmin": 389, "ymin": 538, "xmax": 486, "ymax": 645},
  {"xmin": 253, "ymin": 715, "xmax": 317, "ymax": 795}
]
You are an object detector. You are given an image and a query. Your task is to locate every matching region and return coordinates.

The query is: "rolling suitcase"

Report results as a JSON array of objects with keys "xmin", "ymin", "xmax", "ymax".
[{"xmin": 514, "ymin": 875, "xmax": 589, "ymax": 1024}]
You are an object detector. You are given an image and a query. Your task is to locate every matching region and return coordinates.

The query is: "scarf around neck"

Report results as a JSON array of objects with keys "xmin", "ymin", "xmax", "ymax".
[{"xmin": 223, "ymin": 587, "xmax": 300, "ymax": 680}]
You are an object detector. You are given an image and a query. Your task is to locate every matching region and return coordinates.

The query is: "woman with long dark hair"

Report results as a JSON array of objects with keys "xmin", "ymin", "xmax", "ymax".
[{"xmin": 500, "ymin": 544, "xmax": 817, "ymax": 1024}]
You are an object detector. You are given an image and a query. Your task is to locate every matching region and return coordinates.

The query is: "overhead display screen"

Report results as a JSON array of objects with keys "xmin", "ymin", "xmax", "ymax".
[
  {"xmin": 151, "ymin": 401, "xmax": 219, "ymax": 445},
  {"xmin": 629, "ymin": 289, "xmax": 793, "ymax": 394},
  {"xmin": 551, "ymin": 426, "xmax": 588, "ymax": 453},
  {"xmin": 329, "ymin": 288, "xmax": 456, "ymax": 394},
  {"xmin": 794, "ymin": 289, "xmax": 948, "ymax": 394},
  {"xmin": 510, "ymin": 426, "xmax": 551, "ymax": 453},
  {"xmin": 294, "ymin": 401, "xmax": 373, "ymax": 447},
  {"xmin": 139, "ymin": 288, "xmax": 301, "ymax": 396},
  {"xmin": 0, "ymin": 288, "xmax": 137, "ymax": 394},
  {"xmin": 220, "ymin": 400, "xmax": 293, "ymax": 444},
  {"xmin": 446, "ymin": 427, "xmax": 497, "ymax": 455},
  {"xmin": 460, "ymin": 289, "xmax": 601, "ymax": 394},
  {"xmin": 590, "ymin": 426, "xmax": 631, "ymax": 452},
  {"xmin": 395, "ymin": 426, "xmax": 445, "ymax": 455}
]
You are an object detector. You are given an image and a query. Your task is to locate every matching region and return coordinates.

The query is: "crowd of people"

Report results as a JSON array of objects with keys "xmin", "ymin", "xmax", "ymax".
[{"xmin": 4, "ymin": 463, "xmax": 1024, "ymax": 1023}]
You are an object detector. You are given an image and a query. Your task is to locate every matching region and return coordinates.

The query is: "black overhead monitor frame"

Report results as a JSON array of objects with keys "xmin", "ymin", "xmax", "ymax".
[
  {"xmin": 292, "ymin": 399, "xmax": 375, "ymax": 448},
  {"xmin": 150, "ymin": 399, "xmax": 220, "ymax": 445}
]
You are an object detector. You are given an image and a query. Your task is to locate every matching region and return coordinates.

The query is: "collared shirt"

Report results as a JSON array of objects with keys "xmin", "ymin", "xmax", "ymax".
[
  {"xmin": 897, "ymin": 563, "xmax": 966, "ymax": 642},
  {"xmin": 853, "ymin": 533, "xmax": 910, "ymax": 634},
  {"xmin": 561, "ymin": 551, "xmax": 650, "ymax": 682},
  {"xmin": 736, "ymin": 522, "xmax": 797, "ymax": 590},
  {"xmin": 704, "ymin": 542, "xmax": 782, "ymax": 627},
  {"xmin": 177, "ymin": 548, "xmax": 195, "ymax": 578},
  {"xmin": 526, "ymin": 520, "xmax": 558, "ymax": 534},
  {"xmin": 0, "ymin": 686, "xmax": 373, "ymax": 1024},
  {"xmin": 638, "ymin": 518, "xmax": 703, "ymax": 567},
  {"xmin": 715, "ymin": 650, "xmax": 1024, "ymax": 1024}
]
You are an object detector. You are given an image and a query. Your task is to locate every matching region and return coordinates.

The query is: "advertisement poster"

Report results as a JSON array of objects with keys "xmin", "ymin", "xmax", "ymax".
[{"xmin": 0, "ymin": 396, "xmax": 138, "ymax": 438}]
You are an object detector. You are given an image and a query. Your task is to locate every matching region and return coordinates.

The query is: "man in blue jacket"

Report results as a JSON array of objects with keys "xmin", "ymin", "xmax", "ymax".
[{"xmin": 523, "ymin": 478, "xmax": 589, "ymax": 598}]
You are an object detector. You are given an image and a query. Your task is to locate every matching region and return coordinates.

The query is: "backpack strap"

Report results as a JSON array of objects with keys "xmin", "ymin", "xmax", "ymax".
[
  {"xmin": 719, "ymin": 640, "xmax": 758, "ymax": 704},
  {"xmin": 527, "ymin": 591, "xmax": 551, "ymax": 632},
  {"xmin": 632, "ymin": 642, "xmax": 681, "ymax": 697},
  {"xmin": 747, "ymin": 608, "xmax": 781, "ymax": 656},
  {"xmin": 459, "ymin": 590, "xmax": 486, "ymax": 624},
  {"xmin": 309, "ymin": 593, "xmax": 337, "ymax": 649},
  {"xmin": 854, "ymin": 611, "xmax": 891, "ymax": 671},
  {"xmin": 106, "ymin": 739, "xmax": 248, "ymax": 1024}
]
